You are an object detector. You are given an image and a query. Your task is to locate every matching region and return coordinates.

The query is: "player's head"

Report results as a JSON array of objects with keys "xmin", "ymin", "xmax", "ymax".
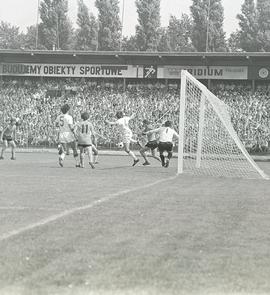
[
  {"xmin": 81, "ymin": 112, "xmax": 90, "ymax": 121},
  {"xmin": 116, "ymin": 111, "xmax": 123, "ymax": 119},
  {"xmin": 164, "ymin": 120, "xmax": 172, "ymax": 127},
  {"xmin": 61, "ymin": 104, "xmax": 70, "ymax": 114}
]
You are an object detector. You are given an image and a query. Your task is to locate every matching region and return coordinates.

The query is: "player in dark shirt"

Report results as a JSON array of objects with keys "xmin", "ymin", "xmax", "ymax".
[
  {"xmin": 140, "ymin": 119, "xmax": 161, "ymax": 166},
  {"xmin": 145, "ymin": 120, "xmax": 179, "ymax": 168}
]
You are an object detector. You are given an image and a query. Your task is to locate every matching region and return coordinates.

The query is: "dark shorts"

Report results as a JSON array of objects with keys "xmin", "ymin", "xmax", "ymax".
[
  {"xmin": 145, "ymin": 140, "xmax": 158, "ymax": 150},
  {"xmin": 158, "ymin": 142, "xmax": 173, "ymax": 154},
  {"xmin": 3, "ymin": 135, "xmax": 13, "ymax": 142}
]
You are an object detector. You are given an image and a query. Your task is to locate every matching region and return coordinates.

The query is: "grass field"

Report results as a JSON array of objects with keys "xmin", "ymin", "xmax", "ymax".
[{"xmin": 1, "ymin": 151, "xmax": 270, "ymax": 295}]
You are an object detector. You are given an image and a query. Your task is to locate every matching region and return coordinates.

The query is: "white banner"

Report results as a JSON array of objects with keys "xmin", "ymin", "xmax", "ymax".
[
  {"xmin": 0, "ymin": 63, "xmax": 139, "ymax": 78},
  {"xmin": 158, "ymin": 66, "xmax": 248, "ymax": 80}
]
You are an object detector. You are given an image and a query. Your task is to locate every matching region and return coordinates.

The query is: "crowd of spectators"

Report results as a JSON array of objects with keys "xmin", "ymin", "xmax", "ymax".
[
  {"xmin": 0, "ymin": 78, "xmax": 270, "ymax": 152},
  {"xmin": 212, "ymin": 82, "xmax": 270, "ymax": 152}
]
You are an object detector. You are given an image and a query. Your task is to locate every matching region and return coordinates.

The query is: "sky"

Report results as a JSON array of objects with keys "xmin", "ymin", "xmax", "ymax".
[{"xmin": 0, "ymin": 0, "xmax": 243, "ymax": 38}]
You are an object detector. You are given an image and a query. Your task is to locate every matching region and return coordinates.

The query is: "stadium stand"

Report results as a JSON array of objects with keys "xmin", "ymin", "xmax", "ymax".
[{"xmin": 1, "ymin": 78, "xmax": 270, "ymax": 152}]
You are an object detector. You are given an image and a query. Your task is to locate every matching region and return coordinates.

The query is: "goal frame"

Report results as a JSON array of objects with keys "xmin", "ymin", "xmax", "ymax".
[{"xmin": 177, "ymin": 70, "xmax": 269, "ymax": 180}]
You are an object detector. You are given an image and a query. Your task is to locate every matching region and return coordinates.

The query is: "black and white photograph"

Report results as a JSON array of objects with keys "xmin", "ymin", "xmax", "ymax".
[{"xmin": 1, "ymin": 0, "xmax": 270, "ymax": 294}]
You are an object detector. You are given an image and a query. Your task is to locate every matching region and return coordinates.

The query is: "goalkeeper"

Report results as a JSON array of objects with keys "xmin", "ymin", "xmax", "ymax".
[{"xmin": 145, "ymin": 120, "xmax": 179, "ymax": 168}]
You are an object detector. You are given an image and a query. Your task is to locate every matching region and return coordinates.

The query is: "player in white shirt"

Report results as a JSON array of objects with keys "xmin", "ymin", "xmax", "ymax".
[
  {"xmin": 145, "ymin": 120, "xmax": 179, "ymax": 168},
  {"xmin": 75, "ymin": 112, "xmax": 95, "ymax": 169},
  {"xmin": 55, "ymin": 104, "xmax": 79, "ymax": 167},
  {"xmin": 105, "ymin": 111, "xmax": 139, "ymax": 166},
  {"xmin": 0, "ymin": 118, "xmax": 17, "ymax": 160}
]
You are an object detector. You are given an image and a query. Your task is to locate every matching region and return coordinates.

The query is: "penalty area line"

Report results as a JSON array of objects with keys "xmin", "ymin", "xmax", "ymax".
[{"xmin": 0, "ymin": 175, "xmax": 178, "ymax": 242}]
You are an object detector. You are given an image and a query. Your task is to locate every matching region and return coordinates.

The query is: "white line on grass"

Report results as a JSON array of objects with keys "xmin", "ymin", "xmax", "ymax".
[
  {"xmin": 0, "ymin": 175, "xmax": 177, "ymax": 242},
  {"xmin": 0, "ymin": 206, "xmax": 63, "ymax": 211}
]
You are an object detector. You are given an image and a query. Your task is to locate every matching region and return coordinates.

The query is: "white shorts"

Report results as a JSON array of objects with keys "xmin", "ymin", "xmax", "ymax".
[
  {"xmin": 59, "ymin": 132, "xmax": 75, "ymax": 144},
  {"xmin": 121, "ymin": 131, "xmax": 133, "ymax": 144}
]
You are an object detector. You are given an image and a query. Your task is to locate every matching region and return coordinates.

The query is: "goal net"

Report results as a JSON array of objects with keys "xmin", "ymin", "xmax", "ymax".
[{"xmin": 177, "ymin": 70, "xmax": 269, "ymax": 180}]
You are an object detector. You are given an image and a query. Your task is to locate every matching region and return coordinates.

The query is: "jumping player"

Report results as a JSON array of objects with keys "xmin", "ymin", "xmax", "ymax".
[
  {"xmin": 145, "ymin": 120, "xmax": 179, "ymax": 168},
  {"xmin": 55, "ymin": 104, "xmax": 79, "ymax": 167},
  {"xmin": 75, "ymin": 112, "xmax": 95, "ymax": 169},
  {"xmin": 140, "ymin": 119, "xmax": 161, "ymax": 166},
  {"xmin": 0, "ymin": 118, "xmax": 17, "ymax": 160},
  {"xmin": 105, "ymin": 111, "xmax": 139, "ymax": 166}
]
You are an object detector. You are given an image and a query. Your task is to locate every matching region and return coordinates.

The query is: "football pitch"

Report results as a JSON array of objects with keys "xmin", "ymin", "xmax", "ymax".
[{"xmin": 1, "ymin": 152, "xmax": 270, "ymax": 295}]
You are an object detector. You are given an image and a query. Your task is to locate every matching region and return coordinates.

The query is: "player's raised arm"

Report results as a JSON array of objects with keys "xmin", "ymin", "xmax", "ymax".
[
  {"xmin": 144, "ymin": 127, "xmax": 161, "ymax": 136},
  {"xmin": 105, "ymin": 119, "xmax": 117, "ymax": 126}
]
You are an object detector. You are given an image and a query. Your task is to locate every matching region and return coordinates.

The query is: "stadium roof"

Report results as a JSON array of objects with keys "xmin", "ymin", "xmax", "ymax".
[
  {"xmin": 2, "ymin": 49, "xmax": 270, "ymax": 57},
  {"xmin": 1, "ymin": 49, "xmax": 270, "ymax": 66}
]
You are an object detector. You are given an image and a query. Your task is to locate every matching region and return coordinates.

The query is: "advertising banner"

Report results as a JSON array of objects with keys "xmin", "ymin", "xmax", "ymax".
[
  {"xmin": 143, "ymin": 65, "xmax": 157, "ymax": 78},
  {"xmin": 248, "ymin": 66, "xmax": 270, "ymax": 80},
  {"xmin": 158, "ymin": 66, "xmax": 248, "ymax": 80},
  {"xmin": 0, "ymin": 63, "xmax": 139, "ymax": 78}
]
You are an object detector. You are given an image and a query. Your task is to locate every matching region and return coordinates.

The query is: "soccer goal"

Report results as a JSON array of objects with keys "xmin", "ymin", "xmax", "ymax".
[{"xmin": 177, "ymin": 70, "xmax": 269, "ymax": 180}]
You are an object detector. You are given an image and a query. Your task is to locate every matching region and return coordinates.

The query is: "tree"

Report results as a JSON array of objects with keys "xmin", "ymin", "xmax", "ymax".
[
  {"xmin": 237, "ymin": 0, "xmax": 261, "ymax": 51},
  {"xmin": 167, "ymin": 14, "xmax": 195, "ymax": 52},
  {"xmin": 257, "ymin": 0, "xmax": 270, "ymax": 51},
  {"xmin": 227, "ymin": 31, "xmax": 242, "ymax": 52},
  {"xmin": 135, "ymin": 0, "xmax": 161, "ymax": 51},
  {"xmin": 0, "ymin": 21, "xmax": 23, "ymax": 49},
  {"xmin": 121, "ymin": 36, "xmax": 138, "ymax": 51},
  {"xmin": 75, "ymin": 0, "xmax": 98, "ymax": 50},
  {"xmin": 157, "ymin": 28, "xmax": 171, "ymax": 52},
  {"xmin": 89, "ymin": 14, "xmax": 98, "ymax": 50},
  {"xmin": 190, "ymin": 0, "xmax": 226, "ymax": 52},
  {"xmin": 39, "ymin": 0, "xmax": 73, "ymax": 50},
  {"xmin": 20, "ymin": 25, "xmax": 39, "ymax": 50},
  {"xmin": 95, "ymin": 0, "xmax": 121, "ymax": 51}
]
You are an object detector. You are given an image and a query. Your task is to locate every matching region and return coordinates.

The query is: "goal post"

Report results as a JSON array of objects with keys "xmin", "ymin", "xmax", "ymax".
[{"xmin": 177, "ymin": 70, "xmax": 269, "ymax": 180}]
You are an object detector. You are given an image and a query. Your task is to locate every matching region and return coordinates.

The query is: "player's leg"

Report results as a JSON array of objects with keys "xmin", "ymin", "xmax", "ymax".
[
  {"xmin": 151, "ymin": 148, "xmax": 161, "ymax": 162},
  {"xmin": 124, "ymin": 141, "xmax": 139, "ymax": 166},
  {"xmin": 148, "ymin": 141, "xmax": 160, "ymax": 162},
  {"xmin": 158, "ymin": 142, "xmax": 166, "ymax": 167},
  {"xmin": 140, "ymin": 146, "xmax": 150, "ymax": 165},
  {"xmin": 130, "ymin": 137, "xmax": 142, "ymax": 148},
  {"xmin": 0, "ymin": 140, "xmax": 8, "ymax": 159},
  {"xmin": 92, "ymin": 144, "xmax": 99, "ymax": 164},
  {"xmin": 10, "ymin": 140, "xmax": 16, "ymax": 160},
  {"xmin": 78, "ymin": 146, "xmax": 85, "ymax": 168},
  {"xmin": 86, "ymin": 146, "xmax": 95, "ymax": 169},
  {"xmin": 70, "ymin": 141, "xmax": 80, "ymax": 167},
  {"xmin": 164, "ymin": 143, "xmax": 173, "ymax": 168},
  {"xmin": 58, "ymin": 143, "xmax": 66, "ymax": 167}
]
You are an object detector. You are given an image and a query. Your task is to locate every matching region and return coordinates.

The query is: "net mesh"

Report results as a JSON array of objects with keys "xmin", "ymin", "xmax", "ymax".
[{"xmin": 180, "ymin": 71, "xmax": 268, "ymax": 180}]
